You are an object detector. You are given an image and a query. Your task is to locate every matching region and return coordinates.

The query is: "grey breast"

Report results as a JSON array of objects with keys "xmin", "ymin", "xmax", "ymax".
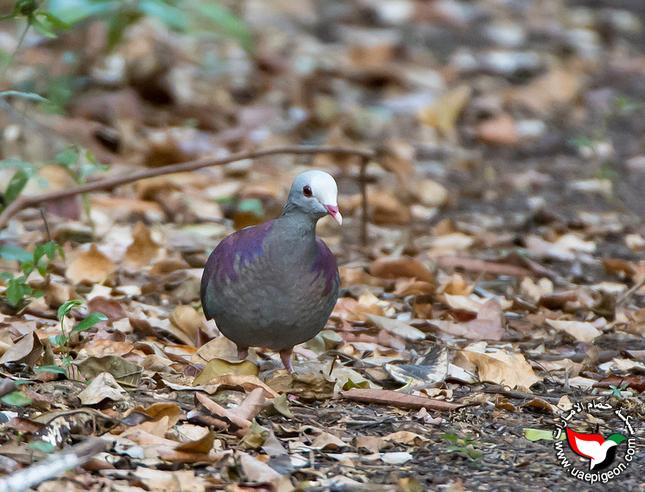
[{"xmin": 206, "ymin": 225, "xmax": 338, "ymax": 351}]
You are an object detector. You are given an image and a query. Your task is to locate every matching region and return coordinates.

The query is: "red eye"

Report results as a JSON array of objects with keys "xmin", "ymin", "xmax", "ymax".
[{"xmin": 303, "ymin": 185, "xmax": 312, "ymax": 197}]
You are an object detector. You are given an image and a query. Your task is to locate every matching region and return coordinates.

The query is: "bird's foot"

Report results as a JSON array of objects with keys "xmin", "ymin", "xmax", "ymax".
[
  {"xmin": 237, "ymin": 347, "xmax": 249, "ymax": 361},
  {"xmin": 279, "ymin": 348, "xmax": 294, "ymax": 374}
]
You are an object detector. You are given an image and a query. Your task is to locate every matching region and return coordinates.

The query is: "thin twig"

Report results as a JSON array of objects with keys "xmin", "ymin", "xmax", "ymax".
[
  {"xmin": 39, "ymin": 208, "xmax": 51, "ymax": 241},
  {"xmin": 0, "ymin": 437, "xmax": 106, "ymax": 492},
  {"xmin": 1, "ymin": 21, "xmax": 30, "ymax": 81},
  {"xmin": 359, "ymin": 157, "xmax": 369, "ymax": 246},
  {"xmin": 0, "ymin": 145, "xmax": 375, "ymax": 229},
  {"xmin": 616, "ymin": 276, "xmax": 645, "ymax": 307}
]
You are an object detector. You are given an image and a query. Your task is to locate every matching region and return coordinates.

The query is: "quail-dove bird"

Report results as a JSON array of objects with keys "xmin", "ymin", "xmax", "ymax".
[{"xmin": 200, "ymin": 170, "xmax": 341, "ymax": 372}]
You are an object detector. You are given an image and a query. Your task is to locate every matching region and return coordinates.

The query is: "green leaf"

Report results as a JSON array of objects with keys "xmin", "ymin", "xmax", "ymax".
[
  {"xmin": 49, "ymin": 334, "xmax": 68, "ymax": 347},
  {"xmin": 0, "ymin": 244, "xmax": 32, "ymax": 263},
  {"xmin": 342, "ymin": 378, "xmax": 370, "ymax": 390},
  {"xmin": 57, "ymin": 299, "xmax": 83, "ymax": 321},
  {"xmin": 4, "ymin": 169, "xmax": 29, "ymax": 205},
  {"xmin": 0, "ymin": 272, "xmax": 14, "ymax": 282},
  {"xmin": 39, "ymin": 11, "xmax": 70, "ymax": 30},
  {"xmin": 0, "ymin": 90, "xmax": 49, "ymax": 103},
  {"xmin": 5, "ymin": 277, "xmax": 31, "ymax": 308},
  {"xmin": 46, "ymin": 0, "xmax": 118, "ymax": 25},
  {"xmin": 140, "ymin": 0, "xmax": 187, "ymax": 31},
  {"xmin": 441, "ymin": 433, "xmax": 459, "ymax": 443},
  {"xmin": 523, "ymin": 428, "xmax": 564, "ymax": 442},
  {"xmin": 31, "ymin": 15, "xmax": 58, "ymax": 38},
  {"xmin": 34, "ymin": 365, "xmax": 67, "ymax": 375},
  {"xmin": 1, "ymin": 390, "xmax": 32, "ymax": 407},
  {"xmin": 20, "ymin": 259, "xmax": 34, "ymax": 275},
  {"xmin": 28, "ymin": 440, "xmax": 56, "ymax": 453},
  {"xmin": 72, "ymin": 311, "xmax": 108, "ymax": 333},
  {"xmin": 55, "ymin": 146, "xmax": 79, "ymax": 167},
  {"xmin": 192, "ymin": 2, "xmax": 253, "ymax": 51}
]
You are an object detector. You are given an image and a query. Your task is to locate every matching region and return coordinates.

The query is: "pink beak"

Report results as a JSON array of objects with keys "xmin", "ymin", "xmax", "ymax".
[{"xmin": 325, "ymin": 205, "xmax": 343, "ymax": 225}]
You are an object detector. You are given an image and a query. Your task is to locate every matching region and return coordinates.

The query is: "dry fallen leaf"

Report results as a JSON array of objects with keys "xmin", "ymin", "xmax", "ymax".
[
  {"xmin": 193, "ymin": 358, "xmax": 259, "ymax": 386},
  {"xmin": 369, "ymin": 256, "xmax": 435, "ymax": 283},
  {"xmin": 418, "ymin": 85, "xmax": 472, "ymax": 140},
  {"xmin": 431, "ymin": 299, "xmax": 505, "ymax": 340},
  {"xmin": 454, "ymin": 345, "xmax": 541, "ymax": 391},
  {"xmin": 367, "ymin": 314, "xmax": 426, "ymax": 341},
  {"xmin": 545, "ymin": 318, "xmax": 602, "ymax": 342},
  {"xmin": 78, "ymin": 372, "xmax": 127, "ymax": 405},
  {"xmin": 124, "ymin": 222, "xmax": 161, "ymax": 267},
  {"xmin": 65, "ymin": 244, "xmax": 116, "ymax": 284}
]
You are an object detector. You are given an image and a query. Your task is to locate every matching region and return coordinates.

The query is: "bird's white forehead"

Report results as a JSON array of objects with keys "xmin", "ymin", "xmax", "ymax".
[{"xmin": 298, "ymin": 170, "xmax": 338, "ymax": 205}]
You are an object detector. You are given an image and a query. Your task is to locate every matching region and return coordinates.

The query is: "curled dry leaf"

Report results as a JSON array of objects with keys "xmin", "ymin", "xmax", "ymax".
[
  {"xmin": 310, "ymin": 431, "xmax": 347, "ymax": 450},
  {"xmin": 378, "ymin": 139, "xmax": 415, "ymax": 183},
  {"xmin": 385, "ymin": 343, "xmax": 448, "ymax": 389},
  {"xmin": 195, "ymin": 392, "xmax": 250, "ymax": 434},
  {"xmin": 381, "ymin": 451, "xmax": 413, "ymax": 465},
  {"xmin": 192, "ymin": 335, "xmax": 238, "ymax": 363},
  {"xmin": 65, "ymin": 244, "xmax": 116, "ymax": 285},
  {"xmin": 78, "ymin": 372, "xmax": 127, "ymax": 405},
  {"xmin": 233, "ymin": 388, "xmax": 269, "ymax": 422},
  {"xmin": 411, "ymin": 179, "xmax": 448, "ymax": 208},
  {"xmin": 431, "ymin": 298, "xmax": 505, "ymax": 340},
  {"xmin": 170, "ymin": 305, "xmax": 205, "ymax": 345},
  {"xmin": 369, "ymin": 256, "xmax": 435, "ymax": 283},
  {"xmin": 454, "ymin": 345, "xmax": 541, "ymax": 391},
  {"xmin": 418, "ymin": 85, "xmax": 472, "ymax": 140},
  {"xmin": 239, "ymin": 452, "xmax": 289, "ymax": 486},
  {"xmin": 367, "ymin": 314, "xmax": 426, "ymax": 341},
  {"xmin": 192, "ymin": 358, "xmax": 259, "ymax": 386},
  {"xmin": 124, "ymin": 222, "xmax": 161, "ymax": 267},
  {"xmin": 87, "ymin": 296, "xmax": 127, "ymax": 321},
  {"xmin": 0, "ymin": 331, "xmax": 43, "ymax": 366},
  {"xmin": 545, "ymin": 319, "xmax": 602, "ymax": 342}
]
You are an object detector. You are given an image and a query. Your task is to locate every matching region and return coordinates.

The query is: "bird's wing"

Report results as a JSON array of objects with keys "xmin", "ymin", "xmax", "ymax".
[{"xmin": 201, "ymin": 221, "xmax": 274, "ymax": 319}]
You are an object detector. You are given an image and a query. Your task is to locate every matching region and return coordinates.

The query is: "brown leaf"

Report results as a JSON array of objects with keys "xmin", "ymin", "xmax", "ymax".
[
  {"xmin": 431, "ymin": 299, "xmax": 505, "ymax": 340},
  {"xmin": 418, "ymin": 85, "xmax": 472, "ymax": 140},
  {"xmin": 436, "ymin": 256, "xmax": 532, "ymax": 277},
  {"xmin": 193, "ymin": 358, "xmax": 259, "ymax": 386},
  {"xmin": 233, "ymin": 388, "xmax": 269, "ymax": 422},
  {"xmin": 369, "ymin": 256, "xmax": 435, "ymax": 283},
  {"xmin": 65, "ymin": 244, "xmax": 116, "ymax": 285},
  {"xmin": 77, "ymin": 372, "xmax": 126, "ymax": 405},
  {"xmin": 201, "ymin": 375, "xmax": 279, "ymax": 399},
  {"xmin": 195, "ymin": 392, "xmax": 251, "ymax": 435},
  {"xmin": 170, "ymin": 305, "xmax": 204, "ymax": 345},
  {"xmin": 377, "ymin": 139, "xmax": 415, "ymax": 183},
  {"xmin": 87, "ymin": 297, "xmax": 127, "ymax": 321},
  {"xmin": 545, "ymin": 319, "xmax": 602, "ymax": 342},
  {"xmin": 174, "ymin": 431, "xmax": 215, "ymax": 454},
  {"xmin": 0, "ymin": 331, "xmax": 43, "ymax": 366},
  {"xmin": 340, "ymin": 389, "xmax": 462, "ymax": 411},
  {"xmin": 367, "ymin": 314, "xmax": 426, "ymax": 341},
  {"xmin": 454, "ymin": 346, "xmax": 541, "ymax": 390},
  {"xmin": 124, "ymin": 222, "xmax": 160, "ymax": 267},
  {"xmin": 476, "ymin": 113, "xmax": 519, "ymax": 145}
]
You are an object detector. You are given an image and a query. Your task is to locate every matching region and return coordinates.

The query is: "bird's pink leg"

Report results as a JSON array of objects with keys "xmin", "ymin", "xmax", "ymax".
[
  {"xmin": 237, "ymin": 347, "xmax": 248, "ymax": 360},
  {"xmin": 279, "ymin": 348, "xmax": 294, "ymax": 373}
]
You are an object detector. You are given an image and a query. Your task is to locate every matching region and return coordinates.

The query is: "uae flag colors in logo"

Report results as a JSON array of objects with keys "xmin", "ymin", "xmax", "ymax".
[{"xmin": 565, "ymin": 428, "xmax": 627, "ymax": 471}]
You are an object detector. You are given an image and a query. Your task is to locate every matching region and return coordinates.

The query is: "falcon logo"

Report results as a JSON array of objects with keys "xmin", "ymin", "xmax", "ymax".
[{"xmin": 565, "ymin": 428, "xmax": 627, "ymax": 471}]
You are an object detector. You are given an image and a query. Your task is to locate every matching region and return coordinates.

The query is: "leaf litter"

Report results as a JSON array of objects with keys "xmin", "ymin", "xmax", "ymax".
[{"xmin": 0, "ymin": 0, "xmax": 644, "ymax": 490}]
